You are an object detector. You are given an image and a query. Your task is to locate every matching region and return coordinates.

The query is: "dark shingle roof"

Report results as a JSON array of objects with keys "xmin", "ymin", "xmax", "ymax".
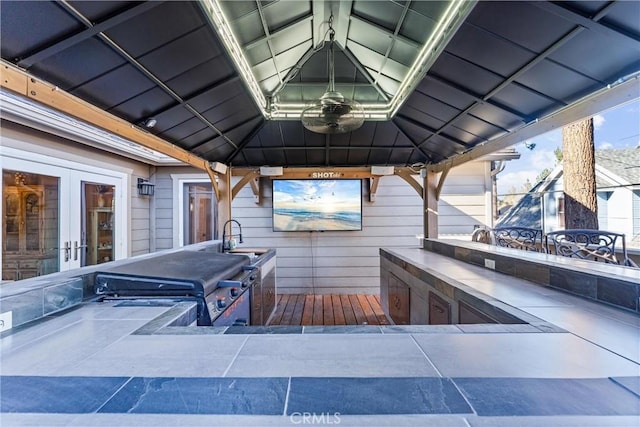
[
  {"xmin": 596, "ymin": 148, "xmax": 640, "ymax": 185},
  {"xmin": 495, "ymin": 181, "xmax": 544, "ymax": 229}
]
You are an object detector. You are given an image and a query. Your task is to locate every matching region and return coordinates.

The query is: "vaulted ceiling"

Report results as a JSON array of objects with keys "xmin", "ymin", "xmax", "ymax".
[{"xmin": 1, "ymin": 1, "xmax": 639, "ymax": 170}]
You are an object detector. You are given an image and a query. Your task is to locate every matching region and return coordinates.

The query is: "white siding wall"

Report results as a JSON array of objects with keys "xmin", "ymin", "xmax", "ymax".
[
  {"xmin": 154, "ymin": 170, "xmax": 178, "ymax": 251},
  {"xmin": 543, "ymin": 178, "xmax": 564, "ymax": 232},
  {"xmin": 0, "ymin": 124, "xmax": 495, "ymax": 274},
  {"xmin": 634, "ymin": 191, "xmax": 640, "ymax": 247},
  {"xmin": 438, "ymin": 161, "xmax": 493, "ymax": 239},
  {"xmin": 597, "ymin": 192, "xmax": 610, "ymax": 230},
  {"xmin": 233, "ymin": 175, "xmax": 423, "ymax": 294},
  {"xmin": 606, "ymin": 186, "xmax": 634, "ymax": 240}
]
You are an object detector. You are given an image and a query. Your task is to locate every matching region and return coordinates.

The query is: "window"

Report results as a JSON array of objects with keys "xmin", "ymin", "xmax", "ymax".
[
  {"xmin": 2, "ymin": 170, "xmax": 59, "ymax": 280},
  {"xmin": 171, "ymin": 174, "xmax": 219, "ymax": 248},
  {"xmin": 183, "ymin": 183, "xmax": 216, "ymax": 245},
  {"xmin": 597, "ymin": 191, "xmax": 611, "ymax": 230},
  {"xmin": 557, "ymin": 196, "xmax": 565, "ymax": 229}
]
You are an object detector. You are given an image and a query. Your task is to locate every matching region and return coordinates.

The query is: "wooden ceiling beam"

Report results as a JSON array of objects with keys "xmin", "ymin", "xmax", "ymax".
[
  {"xmin": 234, "ymin": 166, "xmax": 375, "ymax": 180},
  {"xmin": 1, "ymin": 61, "xmax": 212, "ymax": 172}
]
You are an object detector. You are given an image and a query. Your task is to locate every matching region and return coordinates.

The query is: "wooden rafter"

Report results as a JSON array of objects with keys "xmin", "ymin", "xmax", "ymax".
[
  {"xmin": 249, "ymin": 176, "xmax": 261, "ymax": 204},
  {"xmin": 435, "ymin": 165, "xmax": 450, "ymax": 200},
  {"xmin": 369, "ymin": 177, "xmax": 380, "ymax": 202},
  {"xmin": 232, "ymin": 169, "xmax": 260, "ymax": 201},
  {"xmin": 1, "ymin": 61, "xmax": 211, "ymax": 172},
  {"xmin": 394, "ymin": 167, "xmax": 423, "ymax": 198}
]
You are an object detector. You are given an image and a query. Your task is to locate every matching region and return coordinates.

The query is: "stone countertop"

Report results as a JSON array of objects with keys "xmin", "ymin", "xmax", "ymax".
[
  {"xmin": 1, "ymin": 243, "xmax": 639, "ymax": 426},
  {"xmin": 430, "ymin": 239, "xmax": 640, "ymax": 282},
  {"xmin": 0, "ymin": 241, "xmax": 274, "ymax": 333},
  {"xmin": 381, "ymin": 245, "xmax": 640, "ymax": 364},
  {"xmin": 423, "ymin": 239, "xmax": 640, "ymax": 314}
]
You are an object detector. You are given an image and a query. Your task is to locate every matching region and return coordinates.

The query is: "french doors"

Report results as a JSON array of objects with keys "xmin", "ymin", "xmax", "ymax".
[{"xmin": 2, "ymin": 151, "xmax": 127, "ymax": 280}]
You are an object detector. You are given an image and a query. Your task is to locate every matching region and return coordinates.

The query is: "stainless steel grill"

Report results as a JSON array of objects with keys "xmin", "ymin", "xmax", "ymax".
[{"xmin": 94, "ymin": 251, "xmax": 257, "ymax": 325}]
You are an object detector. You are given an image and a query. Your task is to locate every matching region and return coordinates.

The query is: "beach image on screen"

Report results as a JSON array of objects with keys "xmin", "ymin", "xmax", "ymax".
[{"xmin": 272, "ymin": 179, "xmax": 362, "ymax": 231}]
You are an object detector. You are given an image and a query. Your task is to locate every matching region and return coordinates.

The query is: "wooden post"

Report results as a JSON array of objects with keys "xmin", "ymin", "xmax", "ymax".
[
  {"xmin": 211, "ymin": 168, "xmax": 232, "ymax": 241},
  {"xmin": 423, "ymin": 170, "xmax": 439, "ymax": 244}
]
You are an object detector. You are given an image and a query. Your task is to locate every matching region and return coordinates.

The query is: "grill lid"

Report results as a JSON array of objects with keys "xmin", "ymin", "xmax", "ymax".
[{"xmin": 94, "ymin": 251, "xmax": 251, "ymax": 297}]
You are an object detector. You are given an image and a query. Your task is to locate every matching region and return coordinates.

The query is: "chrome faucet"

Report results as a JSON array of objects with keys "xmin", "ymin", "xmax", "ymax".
[{"xmin": 222, "ymin": 219, "xmax": 243, "ymax": 251}]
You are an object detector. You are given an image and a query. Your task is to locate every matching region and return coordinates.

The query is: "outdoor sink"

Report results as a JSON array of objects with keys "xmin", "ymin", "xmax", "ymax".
[
  {"xmin": 228, "ymin": 248, "xmax": 269, "ymax": 255},
  {"xmin": 226, "ymin": 247, "xmax": 271, "ymax": 263}
]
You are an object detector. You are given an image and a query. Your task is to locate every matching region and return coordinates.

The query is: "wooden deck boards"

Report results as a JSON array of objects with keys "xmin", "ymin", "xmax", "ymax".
[{"xmin": 268, "ymin": 294, "xmax": 390, "ymax": 326}]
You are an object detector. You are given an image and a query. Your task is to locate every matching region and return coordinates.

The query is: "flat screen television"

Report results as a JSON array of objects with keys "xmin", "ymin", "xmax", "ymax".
[{"xmin": 272, "ymin": 179, "xmax": 362, "ymax": 232}]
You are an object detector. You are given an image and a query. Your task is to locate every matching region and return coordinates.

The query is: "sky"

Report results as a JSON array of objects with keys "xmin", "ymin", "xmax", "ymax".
[{"xmin": 496, "ymin": 98, "xmax": 640, "ymax": 196}]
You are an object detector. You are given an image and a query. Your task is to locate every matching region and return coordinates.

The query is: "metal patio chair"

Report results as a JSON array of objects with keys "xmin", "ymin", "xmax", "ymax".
[
  {"xmin": 471, "ymin": 227, "xmax": 493, "ymax": 244},
  {"xmin": 493, "ymin": 227, "xmax": 544, "ymax": 252},
  {"xmin": 545, "ymin": 229, "xmax": 637, "ymax": 267}
]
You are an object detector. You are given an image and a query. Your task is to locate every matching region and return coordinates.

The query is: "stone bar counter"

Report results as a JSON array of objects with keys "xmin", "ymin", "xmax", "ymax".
[
  {"xmin": 380, "ymin": 239, "xmax": 640, "ymax": 362},
  {"xmin": 425, "ymin": 239, "xmax": 640, "ymax": 313}
]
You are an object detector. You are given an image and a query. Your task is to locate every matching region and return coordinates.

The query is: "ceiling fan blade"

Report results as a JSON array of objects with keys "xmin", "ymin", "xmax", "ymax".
[{"xmin": 301, "ymin": 103, "xmax": 365, "ymax": 133}]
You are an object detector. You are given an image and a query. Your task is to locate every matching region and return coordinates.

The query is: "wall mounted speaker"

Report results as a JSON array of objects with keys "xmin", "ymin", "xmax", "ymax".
[
  {"xmin": 371, "ymin": 166, "xmax": 395, "ymax": 175},
  {"xmin": 260, "ymin": 166, "xmax": 284, "ymax": 176},
  {"xmin": 210, "ymin": 162, "xmax": 228, "ymax": 174}
]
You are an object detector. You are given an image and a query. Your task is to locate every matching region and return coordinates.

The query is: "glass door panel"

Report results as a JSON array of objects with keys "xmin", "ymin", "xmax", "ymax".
[
  {"xmin": 65, "ymin": 171, "xmax": 122, "ymax": 270},
  {"xmin": 82, "ymin": 182, "xmax": 115, "ymax": 266},
  {"xmin": 2, "ymin": 169, "xmax": 60, "ymax": 281},
  {"xmin": 184, "ymin": 183, "xmax": 214, "ymax": 245}
]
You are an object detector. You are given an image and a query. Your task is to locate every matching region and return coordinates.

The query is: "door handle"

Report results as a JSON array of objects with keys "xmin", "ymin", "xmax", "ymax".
[
  {"xmin": 61, "ymin": 241, "xmax": 71, "ymax": 262},
  {"xmin": 74, "ymin": 241, "xmax": 88, "ymax": 261}
]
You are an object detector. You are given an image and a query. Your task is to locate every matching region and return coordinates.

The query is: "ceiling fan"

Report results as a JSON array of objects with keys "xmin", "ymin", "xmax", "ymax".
[{"xmin": 301, "ymin": 18, "xmax": 364, "ymax": 134}]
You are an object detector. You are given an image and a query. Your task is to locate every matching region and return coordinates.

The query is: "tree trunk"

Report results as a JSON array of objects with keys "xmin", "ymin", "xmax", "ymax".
[{"xmin": 561, "ymin": 118, "xmax": 598, "ymax": 229}]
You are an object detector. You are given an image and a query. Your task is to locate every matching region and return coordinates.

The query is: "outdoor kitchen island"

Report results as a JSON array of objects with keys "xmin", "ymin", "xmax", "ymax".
[
  {"xmin": 1, "ymin": 240, "xmax": 639, "ymax": 426},
  {"xmin": 380, "ymin": 239, "xmax": 640, "ymax": 325}
]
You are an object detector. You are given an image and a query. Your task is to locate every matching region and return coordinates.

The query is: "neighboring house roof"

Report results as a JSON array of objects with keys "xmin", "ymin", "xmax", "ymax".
[
  {"xmin": 495, "ymin": 180, "xmax": 545, "ymax": 229},
  {"xmin": 594, "ymin": 148, "xmax": 640, "ymax": 189},
  {"xmin": 496, "ymin": 147, "xmax": 640, "ymax": 229}
]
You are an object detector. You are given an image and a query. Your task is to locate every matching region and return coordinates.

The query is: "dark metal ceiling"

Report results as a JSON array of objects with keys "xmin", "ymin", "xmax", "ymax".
[{"xmin": 1, "ymin": 1, "xmax": 639, "ymax": 168}]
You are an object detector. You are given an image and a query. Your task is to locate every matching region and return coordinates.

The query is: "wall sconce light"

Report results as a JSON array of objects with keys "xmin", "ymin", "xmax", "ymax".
[{"xmin": 137, "ymin": 178, "xmax": 155, "ymax": 196}]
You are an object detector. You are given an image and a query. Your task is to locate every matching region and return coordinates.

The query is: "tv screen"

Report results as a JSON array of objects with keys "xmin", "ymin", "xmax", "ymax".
[{"xmin": 272, "ymin": 179, "xmax": 362, "ymax": 232}]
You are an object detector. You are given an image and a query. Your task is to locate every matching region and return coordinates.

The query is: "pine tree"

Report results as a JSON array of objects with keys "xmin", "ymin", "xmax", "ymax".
[{"xmin": 561, "ymin": 118, "xmax": 598, "ymax": 229}]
